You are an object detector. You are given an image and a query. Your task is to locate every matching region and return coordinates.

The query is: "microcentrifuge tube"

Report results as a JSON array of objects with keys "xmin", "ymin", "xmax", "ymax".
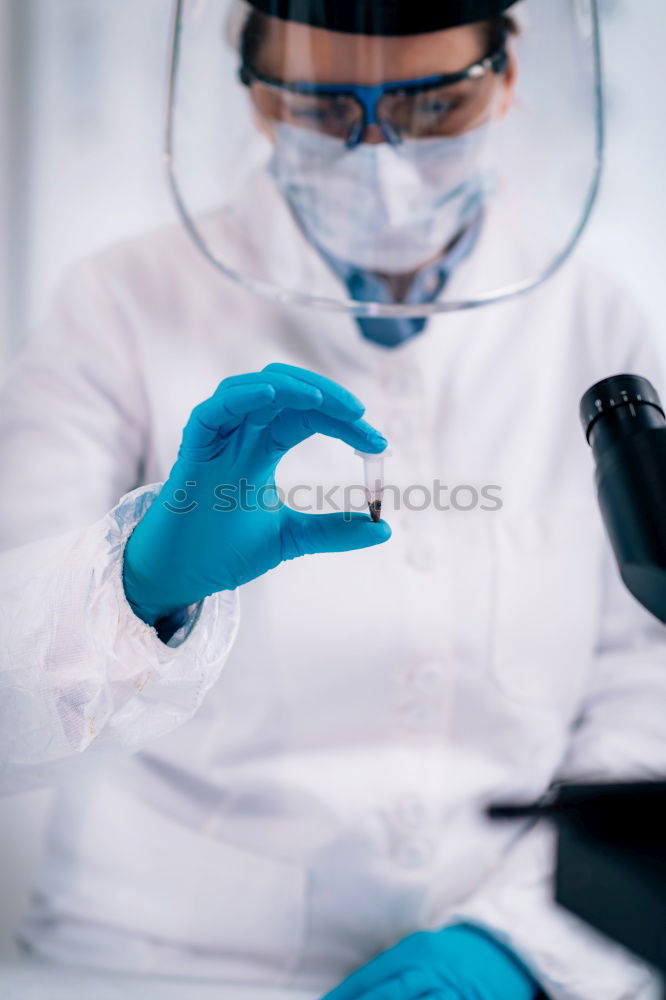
[{"xmin": 355, "ymin": 448, "xmax": 390, "ymax": 522}]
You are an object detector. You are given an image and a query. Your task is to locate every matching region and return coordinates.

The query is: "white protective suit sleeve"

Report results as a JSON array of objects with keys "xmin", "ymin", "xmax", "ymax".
[
  {"xmin": 0, "ymin": 259, "xmax": 240, "ymax": 795},
  {"xmin": 448, "ymin": 302, "xmax": 666, "ymax": 1000}
]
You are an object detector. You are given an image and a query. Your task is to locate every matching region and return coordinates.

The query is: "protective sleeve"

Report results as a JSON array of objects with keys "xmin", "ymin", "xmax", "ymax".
[
  {"xmin": 0, "ymin": 258, "xmax": 240, "ymax": 795},
  {"xmin": 445, "ymin": 283, "xmax": 666, "ymax": 1000}
]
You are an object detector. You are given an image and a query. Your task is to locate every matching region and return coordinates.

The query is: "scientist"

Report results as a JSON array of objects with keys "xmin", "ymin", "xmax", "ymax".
[{"xmin": 1, "ymin": 1, "xmax": 666, "ymax": 998}]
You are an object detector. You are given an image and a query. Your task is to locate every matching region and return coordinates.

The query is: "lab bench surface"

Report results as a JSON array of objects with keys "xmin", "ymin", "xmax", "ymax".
[{"xmin": 0, "ymin": 960, "xmax": 319, "ymax": 1000}]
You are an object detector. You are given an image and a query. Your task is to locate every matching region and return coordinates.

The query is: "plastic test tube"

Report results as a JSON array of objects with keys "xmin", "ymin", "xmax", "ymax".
[{"xmin": 355, "ymin": 448, "xmax": 390, "ymax": 522}]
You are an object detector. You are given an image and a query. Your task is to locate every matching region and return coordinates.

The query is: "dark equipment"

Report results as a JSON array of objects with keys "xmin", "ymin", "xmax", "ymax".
[
  {"xmin": 492, "ymin": 374, "xmax": 666, "ymax": 992},
  {"xmin": 490, "ymin": 782, "xmax": 666, "ymax": 976},
  {"xmin": 580, "ymin": 374, "xmax": 666, "ymax": 623}
]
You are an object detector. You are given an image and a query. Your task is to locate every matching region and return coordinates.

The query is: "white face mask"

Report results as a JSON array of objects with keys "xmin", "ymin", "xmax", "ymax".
[{"xmin": 269, "ymin": 122, "xmax": 495, "ymax": 275}]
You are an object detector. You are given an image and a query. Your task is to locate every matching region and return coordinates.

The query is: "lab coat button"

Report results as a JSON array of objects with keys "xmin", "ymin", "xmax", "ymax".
[
  {"xmin": 407, "ymin": 543, "xmax": 438, "ymax": 571},
  {"xmin": 395, "ymin": 797, "xmax": 428, "ymax": 828},
  {"xmin": 398, "ymin": 701, "xmax": 430, "ymax": 727},
  {"xmin": 416, "ymin": 662, "xmax": 445, "ymax": 692},
  {"xmin": 382, "ymin": 367, "xmax": 421, "ymax": 397},
  {"xmin": 394, "ymin": 838, "xmax": 433, "ymax": 868}
]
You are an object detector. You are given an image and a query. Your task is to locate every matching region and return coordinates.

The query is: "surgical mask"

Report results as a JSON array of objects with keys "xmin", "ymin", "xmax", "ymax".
[{"xmin": 268, "ymin": 122, "xmax": 495, "ymax": 275}]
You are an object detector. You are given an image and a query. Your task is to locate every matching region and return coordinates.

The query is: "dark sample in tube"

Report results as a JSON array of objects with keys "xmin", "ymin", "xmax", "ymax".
[{"xmin": 368, "ymin": 498, "xmax": 382, "ymax": 522}]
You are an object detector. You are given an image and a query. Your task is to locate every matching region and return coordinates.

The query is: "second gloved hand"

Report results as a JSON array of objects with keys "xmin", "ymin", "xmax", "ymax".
[
  {"xmin": 320, "ymin": 924, "xmax": 540, "ymax": 1000},
  {"xmin": 123, "ymin": 363, "xmax": 390, "ymax": 625}
]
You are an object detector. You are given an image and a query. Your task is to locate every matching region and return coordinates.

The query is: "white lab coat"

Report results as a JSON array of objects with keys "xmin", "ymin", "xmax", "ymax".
[{"xmin": 1, "ymin": 182, "xmax": 665, "ymax": 1000}]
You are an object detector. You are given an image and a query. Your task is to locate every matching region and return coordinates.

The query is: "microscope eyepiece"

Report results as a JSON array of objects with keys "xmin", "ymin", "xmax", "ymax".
[
  {"xmin": 580, "ymin": 373, "xmax": 666, "ymax": 623},
  {"xmin": 580, "ymin": 374, "xmax": 665, "ymax": 448}
]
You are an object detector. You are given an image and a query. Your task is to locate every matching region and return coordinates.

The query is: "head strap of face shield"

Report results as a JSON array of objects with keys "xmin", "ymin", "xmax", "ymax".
[{"xmin": 242, "ymin": 0, "xmax": 519, "ymax": 36}]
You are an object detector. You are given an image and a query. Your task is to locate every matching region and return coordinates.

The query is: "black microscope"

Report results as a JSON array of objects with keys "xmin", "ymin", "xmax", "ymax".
[{"xmin": 491, "ymin": 374, "xmax": 666, "ymax": 982}]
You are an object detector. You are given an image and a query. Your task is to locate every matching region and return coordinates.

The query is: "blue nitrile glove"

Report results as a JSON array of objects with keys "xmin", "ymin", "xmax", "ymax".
[
  {"xmin": 320, "ymin": 924, "xmax": 540, "ymax": 1000},
  {"xmin": 123, "ymin": 363, "xmax": 390, "ymax": 625}
]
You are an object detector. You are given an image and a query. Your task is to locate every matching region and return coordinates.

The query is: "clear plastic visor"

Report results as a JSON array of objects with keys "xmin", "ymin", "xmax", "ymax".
[{"xmin": 166, "ymin": 0, "xmax": 604, "ymax": 317}]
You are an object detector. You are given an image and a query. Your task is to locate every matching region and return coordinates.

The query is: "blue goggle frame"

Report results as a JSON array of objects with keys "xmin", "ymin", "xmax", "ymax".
[{"xmin": 240, "ymin": 36, "xmax": 509, "ymax": 146}]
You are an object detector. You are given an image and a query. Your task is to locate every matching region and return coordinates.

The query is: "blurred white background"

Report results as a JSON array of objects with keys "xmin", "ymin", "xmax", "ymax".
[
  {"xmin": 0, "ymin": 0, "xmax": 176, "ymax": 960},
  {"xmin": 0, "ymin": 0, "xmax": 175, "ymax": 363},
  {"xmin": 1, "ymin": 0, "xmax": 666, "ymax": 962}
]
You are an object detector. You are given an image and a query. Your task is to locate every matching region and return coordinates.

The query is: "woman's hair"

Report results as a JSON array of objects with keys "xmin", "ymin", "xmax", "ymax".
[
  {"xmin": 485, "ymin": 12, "xmax": 519, "ymax": 51},
  {"xmin": 239, "ymin": 8, "xmax": 268, "ymax": 71},
  {"xmin": 239, "ymin": 9, "xmax": 519, "ymax": 74}
]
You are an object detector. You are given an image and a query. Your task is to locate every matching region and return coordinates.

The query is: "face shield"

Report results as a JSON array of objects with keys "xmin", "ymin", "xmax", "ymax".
[{"xmin": 165, "ymin": 0, "xmax": 603, "ymax": 318}]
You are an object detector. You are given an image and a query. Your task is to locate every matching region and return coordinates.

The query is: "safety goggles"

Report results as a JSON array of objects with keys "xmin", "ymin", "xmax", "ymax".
[{"xmin": 239, "ymin": 36, "xmax": 509, "ymax": 146}]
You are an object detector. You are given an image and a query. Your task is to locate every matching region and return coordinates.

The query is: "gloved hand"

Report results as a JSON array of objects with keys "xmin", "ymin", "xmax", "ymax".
[
  {"xmin": 123, "ymin": 363, "xmax": 390, "ymax": 625},
  {"xmin": 320, "ymin": 924, "xmax": 540, "ymax": 1000}
]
